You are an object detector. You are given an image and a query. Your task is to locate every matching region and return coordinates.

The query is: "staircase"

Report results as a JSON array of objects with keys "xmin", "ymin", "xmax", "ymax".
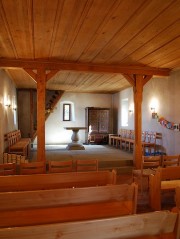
[
  {"xmin": 45, "ymin": 90, "xmax": 64, "ymax": 119},
  {"xmin": 32, "ymin": 90, "xmax": 64, "ymax": 141}
]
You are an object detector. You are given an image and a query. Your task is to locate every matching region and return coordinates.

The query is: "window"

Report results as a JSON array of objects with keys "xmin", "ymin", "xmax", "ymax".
[
  {"xmin": 63, "ymin": 104, "xmax": 71, "ymax": 121},
  {"xmin": 121, "ymin": 98, "xmax": 128, "ymax": 127}
]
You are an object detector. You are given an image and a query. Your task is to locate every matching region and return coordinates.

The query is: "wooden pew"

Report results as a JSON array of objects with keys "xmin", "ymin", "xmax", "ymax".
[
  {"xmin": 175, "ymin": 187, "xmax": 180, "ymax": 208},
  {"xmin": 4, "ymin": 130, "xmax": 31, "ymax": 158},
  {"xmin": 0, "ymin": 183, "xmax": 138, "ymax": 228},
  {"xmin": 0, "ymin": 163, "xmax": 16, "ymax": 175},
  {"xmin": 48, "ymin": 160, "xmax": 73, "ymax": 173},
  {"xmin": 0, "ymin": 170, "xmax": 117, "ymax": 192},
  {"xmin": 108, "ymin": 133, "xmax": 120, "ymax": 146},
  {"xmin": 149, "ymin": 166, "xmax": 180, "ymax": 210},
  {"xmin": 75, "ymin": 159, "xmax": 98, "ymax": 172},
  {"xmin": 0, "ymin": 210, "xmax": 179, "ymax": 239},
  {"xmin": 19, "ymin": 161, "xmax": 46, "ymax": 174}
]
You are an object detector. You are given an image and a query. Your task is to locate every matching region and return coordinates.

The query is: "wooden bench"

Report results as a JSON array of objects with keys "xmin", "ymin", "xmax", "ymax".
[
  {"xmin": 5, "ymin": 130, "xmax": 31, "ymax": 158},
  {"xmin": 3, "ymin": 152, "xmax": 27, "ymax": 164},
  {"xmin": 19, "ymin": 161, "xmax": 46, "ymax": 174},
  {"xmin": 0, "ymin": 210, "xmax": 179, "ymax": 239},
  {"xmin": 0, "ymin": 170, "xmax": 117, "ymax": 192},
  {"xmin": 149, "ymin": 166, "xmax": 180, "ymax": 210},
  {"xmin": 0, "ymin": 183, "xmax": 138, "ymax": 228},
  {"xmin": 75, "ymin": 159, "xmax": 98, "ymax": 172},
  {"xmin": 175, "ymin": 187, "xmax": 180, "ymax": 208},
  {"xmin": 48, "ymin": 160, "xmax": 73, "ymax": 173},
  {"xmin": 109, "ymin": 130, "xmax": 162, "ymax": 154},
  {"xmin": 0, "ymin": 163, "xmax": 16, "ymax": 175}
]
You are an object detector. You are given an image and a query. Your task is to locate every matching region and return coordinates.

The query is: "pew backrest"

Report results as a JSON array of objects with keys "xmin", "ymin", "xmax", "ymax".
[
  {"xmin": 0, "ymin": 183, "xmax": 137, "ymax": 212},
  {"xmin": 175, "ymin": 186, "xmax": 180, "ymax": 208},
  {"xmin": 0, "ymin": 170, "xmax": 117, "ymax": 192},
  {"xmin": 19, "ymin": 161, "xmax": 46, "ymax": 174},
  {"xmin": 0, "ymin": 210, "xmax": 178, "ymax": 239},
  {"xmin": 48, "ymin": 160, "xmax": 73, "ymax": 173},
  {"xmin": 0, "ymin": 183, "xmax": 138, "ymax": 229},
  {"xmin": 0, "ymin": 163, "xmax": 16, "ymax": 175},
  {"xmin": 75, "ymin": 159, "xmax": 98, "ymax": 172},
  {"xmin": 161, "ymin": 166, "xmax": 180, "ymax": 180}
]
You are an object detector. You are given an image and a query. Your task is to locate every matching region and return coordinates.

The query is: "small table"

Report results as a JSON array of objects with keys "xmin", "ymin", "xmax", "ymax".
[{"xmin": 64, "ymin": 127, "xmax": 87, "ymax": 150}]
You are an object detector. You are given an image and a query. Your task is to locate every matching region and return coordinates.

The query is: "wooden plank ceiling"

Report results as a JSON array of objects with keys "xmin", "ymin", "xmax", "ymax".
[{"xmin": 0, "ymin": 0, "xmax": 179, "ymax": 93}]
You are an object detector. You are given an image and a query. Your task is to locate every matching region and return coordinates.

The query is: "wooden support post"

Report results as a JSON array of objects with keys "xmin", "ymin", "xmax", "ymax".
[
  {"xmin": 123, "ymin": 74, "xmax": 153, "ymax": 169},
  {"xmin": 24, "ymin": 68, "xmax": 61, "ymax": 162},
  {"xmin": 36, "ymin": 68, "xmax": 46, "ymax": 161},
  {"xmin": 30, "ymin": 89, "xmax": 34, "ymax": 138},
  {"xmin": 133, "ymin": 75, "xmax": 143, "ymax": 169}
]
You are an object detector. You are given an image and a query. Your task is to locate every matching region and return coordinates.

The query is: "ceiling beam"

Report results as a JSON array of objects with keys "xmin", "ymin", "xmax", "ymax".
[{"xmin": 0, "ymin": 59, "xmax": 170, "ymax": 76}]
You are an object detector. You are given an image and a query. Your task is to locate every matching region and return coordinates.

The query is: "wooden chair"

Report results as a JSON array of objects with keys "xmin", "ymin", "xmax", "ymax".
[
  {"xmin": 132, "ymin": 155, "xmax": 161, "ymax": 193},
  {"xmin": 75, "ymin": 159, "xmax": 98, "ymax": 172},
  {"xmin": 19, "ymin": 161, "xmax": 46, "ymax": 175},
  {"xmin": 48, "ymin": 160, "xmax": 73, "ymax": 173},
  {"xmin": 0, "ymin": 163, "xmax": 16, "ymax": 175},
  {"xmin": 142, "ymin": 132, "xmax": 162, "ymax": 155},
  {"xmin": 162, "ymin": 155, "xmax": 180, "ymax": 167}
]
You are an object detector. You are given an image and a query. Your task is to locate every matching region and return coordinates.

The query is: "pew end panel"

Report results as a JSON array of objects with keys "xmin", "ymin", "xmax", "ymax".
[{"xmin": 149, "ymin": 166, "xmax": 180, "ymax": 211}]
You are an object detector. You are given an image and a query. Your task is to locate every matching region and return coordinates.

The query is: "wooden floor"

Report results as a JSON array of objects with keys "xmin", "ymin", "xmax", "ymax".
[{"xmin": 31, "ymin": 144, "xmax": 175, "ymax": 213}]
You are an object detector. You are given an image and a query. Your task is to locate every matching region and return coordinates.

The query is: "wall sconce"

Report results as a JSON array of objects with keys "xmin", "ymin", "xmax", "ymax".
[
  {"xmin": 13, "ymin": 105, "xmax": 17, "ymax": 111},
  {"xmin": 5, "ymin": 95, "xmax": 11, "ymax": 107},
  {"xmin": 12, "ymin": 96, "xmax": 17, "ymax": 110},
  {"xmin": 129, "ymin": 109, "xmax": 133, "ymax": 113},
  {"xmin": 151, "ymin": 107, "xmax": 158, "ymax": 119}
]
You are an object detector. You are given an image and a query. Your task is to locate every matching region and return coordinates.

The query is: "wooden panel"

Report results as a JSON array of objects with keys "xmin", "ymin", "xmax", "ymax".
[
  {"xmin": 0, "ymin": 211, "xmax": 177, "ymax": 239},
  {"xmin": 1, "ymin": 0, "xmax": 34, "ymax": 58},
  {"xmin": 61, "ymin": 0, "xmax": 117, "ymax": 61},
  {"xmin": 0, "ymin": 5, "xmax": 16, "ymax": 58},
  {"xmin": 99, "ymin": 110, "xmax": 109, "ymax": 133},
  {"xmin": 92, "ymin": 0, "xmax": 173, "ymax": 63},
  {"xmin": 33, "ymin": 0, "xmax": 59, "ymax": 58},
  {"xmin": 0, "ymin": 170, "xmax": 116, "ymax": 192},
  {"xmin": 0, "ymin": 0, "xmax": 179, "ymax": 93},
  {"xmin": 88, "ymin": 109, "xmax": 99, "ymax": 133},
  {"xmin": 110, "ymin": 0, "xmax": 179, "ymax": 64},
  {"xmin": 8, "ymin": 69, "xmax": 36, "ymax": 88},
  {"xmin": 0, "ymin": 184, "xmax": 136, "ymax": 211},
  {"xmin": 78, "ymin": 0, "xmax": 144, "ymax": 62},
  {"xmin": 0, "ymin": 201, "xmax": 135, "ymax": 228}
]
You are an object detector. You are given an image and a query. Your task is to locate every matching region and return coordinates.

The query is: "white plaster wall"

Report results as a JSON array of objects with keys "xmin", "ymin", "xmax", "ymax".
[
  {"xmin": 112, "ymin": 69, "xmax": 180, "ymax": 155},
  {"xmin": 0, "ymin": 69, "xmax": 18, "ymax": 161},
  {"xmin": 113, "ymin": 87, "xmax": 134, "ymax": 133},
  {"xmin": 143, "ymin": 70, "xmax": 180, "ymax": 155},
  {"xmin": 34, "ymin": 92, "xmax": 113, "ymax": 145}
]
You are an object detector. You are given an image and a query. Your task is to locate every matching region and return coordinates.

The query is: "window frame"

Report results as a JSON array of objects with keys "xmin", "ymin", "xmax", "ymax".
[{"xmin": 63, "ymin": 103, "xmax": 71, "ymax": 121}]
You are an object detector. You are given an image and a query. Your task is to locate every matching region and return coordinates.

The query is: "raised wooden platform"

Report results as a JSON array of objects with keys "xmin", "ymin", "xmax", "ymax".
[{"xmin": 31, "ymin": 144, "xmax": 134, "ymax": 174}]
